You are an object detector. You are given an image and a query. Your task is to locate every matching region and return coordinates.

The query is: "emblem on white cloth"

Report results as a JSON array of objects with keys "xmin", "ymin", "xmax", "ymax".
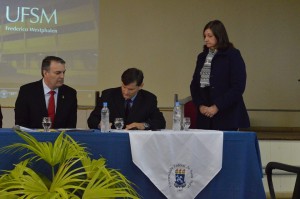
[
  {"xmin": 168, "ymin": 164, "xmax": 193, "ymax": 191},
  {"xmin": 175, "ymin": 168, "xmax": 186, "ymax": 188},
  {"xmin": 129, "ymin": 130, "xmax": 223, "ymax": 199}
]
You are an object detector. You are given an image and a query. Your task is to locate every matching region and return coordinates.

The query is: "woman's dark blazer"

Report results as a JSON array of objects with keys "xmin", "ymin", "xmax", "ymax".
[{"xmin": 190, "ymin": 47, "xmax": 250, "ymax": 130}]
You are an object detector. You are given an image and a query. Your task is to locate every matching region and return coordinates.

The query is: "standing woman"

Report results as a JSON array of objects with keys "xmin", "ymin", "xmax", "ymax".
[{"xmin": 190, "ymin": 20, "xmax": 250, "ymax": 131}]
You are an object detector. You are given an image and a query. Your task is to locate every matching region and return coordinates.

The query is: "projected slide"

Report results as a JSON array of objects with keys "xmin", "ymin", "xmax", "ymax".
[{"xmin": 0, "ymin": 0, "xmax": 99, "ymax": 106}]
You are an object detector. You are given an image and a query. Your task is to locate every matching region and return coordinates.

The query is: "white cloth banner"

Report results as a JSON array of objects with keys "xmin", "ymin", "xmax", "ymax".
[{"xmin": 129, "ymin": 129, "xmax": 223, "ymax": 199}]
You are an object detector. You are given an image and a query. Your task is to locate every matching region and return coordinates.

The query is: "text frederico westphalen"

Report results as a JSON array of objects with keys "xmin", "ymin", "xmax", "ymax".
[{"xmin": 4, "ymin": 6, "xmax": 58, "ymax": 33}]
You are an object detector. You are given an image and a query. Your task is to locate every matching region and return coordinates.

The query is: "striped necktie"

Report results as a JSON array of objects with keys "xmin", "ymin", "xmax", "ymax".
[{"xmin": 125, "ymin": 99, "xmax": 132, "ymax": 122}]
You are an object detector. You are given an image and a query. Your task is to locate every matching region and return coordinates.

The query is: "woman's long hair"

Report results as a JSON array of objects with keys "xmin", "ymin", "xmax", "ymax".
[{"xmin": 203, "ymin": 20, "xmax": 233, "ymax": 51}]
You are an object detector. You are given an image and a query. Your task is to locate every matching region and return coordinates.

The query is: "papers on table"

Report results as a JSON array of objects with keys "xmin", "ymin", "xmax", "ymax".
[
  {"xmin": 12, "ymin": 125, "xmax": 94, "ymax": 133},
  {"xmin": 129, "ymin": 130, "xmax": 223, "ymax": 199},
  {"xmin": 108, "ymin": 129, "xmax": 131, "ymax": 133},
  {"xmin": 13, "ymin": 125, "xmax": 37, "ymax": 132}
]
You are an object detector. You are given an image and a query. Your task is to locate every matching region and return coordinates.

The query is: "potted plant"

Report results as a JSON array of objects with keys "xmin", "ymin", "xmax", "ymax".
[{"xmin": 0, "ymin": 130, "xmax": 139, "ymax": 199}]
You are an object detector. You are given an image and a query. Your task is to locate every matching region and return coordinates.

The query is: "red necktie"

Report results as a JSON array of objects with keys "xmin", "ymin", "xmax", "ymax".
[{"xmin": 48, "ymin": 90, "xmax": 56, "ymax": 125}]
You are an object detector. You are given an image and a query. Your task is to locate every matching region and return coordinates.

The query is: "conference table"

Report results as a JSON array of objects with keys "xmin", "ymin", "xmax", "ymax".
[{"xmin": 0, "ymin": 128, "xmax": 266, "ymax": 199}]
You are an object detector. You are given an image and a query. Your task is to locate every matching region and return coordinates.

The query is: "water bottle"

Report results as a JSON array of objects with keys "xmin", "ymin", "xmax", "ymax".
[
  {"xmin": 172, "ymin": 101, "xmax": 182, "ymax": 131},
  {"xmin": 101, "ymin": 102, "xmax": 110, "ymax": 132}
]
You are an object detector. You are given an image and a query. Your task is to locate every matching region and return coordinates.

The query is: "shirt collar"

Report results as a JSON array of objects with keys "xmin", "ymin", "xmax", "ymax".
[
  {"xmin": 130, "ymin": 93, "xmax": 138, "ymax": 101},
  {"xmin": 43, "ymin": 79, "xmax": 58, "ymax": 95}
]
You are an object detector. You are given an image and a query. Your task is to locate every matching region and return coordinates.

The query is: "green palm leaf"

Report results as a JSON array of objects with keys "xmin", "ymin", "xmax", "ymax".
[
  {"xmin": 50, "ymin": 158, "xmax": 86, "ymax": 193},
  {"xmin": 81, "ymin": 156, "xmax": 106, "ymax": 179},
  {"xmin": 0, "ymin": 159, "xmax": 49, "ymax": 197},
  {"xmin": 0, "ymin": 130, "xmax": 139, "ymax": 198},
  {"xmin": 0, "ymin": 131, "xmax": 87, "ymax": 167},
  {"xmin": 82, "ymin": 157, "xmax": 140, "ymax": 199}
]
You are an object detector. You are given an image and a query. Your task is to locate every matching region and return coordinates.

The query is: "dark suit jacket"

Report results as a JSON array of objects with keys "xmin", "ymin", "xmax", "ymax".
[
  {"xmin": 190, "ymin": 47, "xmax": 250, "ymax": 130},
  {"xmin": 0, "ymin": 105, "xmax": 2, "ymax": 128},
  {"xmin": 88, "ymin": 87, "xmax": 166, "ymax": 130},
  {"xmin": 15, "ymin": 80, "xmax": 77, "ymax": 129}
]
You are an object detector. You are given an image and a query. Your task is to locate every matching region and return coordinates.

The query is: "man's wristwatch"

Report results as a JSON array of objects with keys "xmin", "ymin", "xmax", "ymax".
[{"xmin": 143, "ymin": 122, "xmax": 150, "ymax": 130}]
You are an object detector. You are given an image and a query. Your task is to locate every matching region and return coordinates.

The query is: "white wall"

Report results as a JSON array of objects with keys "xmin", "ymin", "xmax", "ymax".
[
  {"xmin": 98, "ymin": 0, "xmax": 300, "ymax": 110},
  {"xmin": 260, "ymin": 140, "xmax": 300, "ymax": 195}
]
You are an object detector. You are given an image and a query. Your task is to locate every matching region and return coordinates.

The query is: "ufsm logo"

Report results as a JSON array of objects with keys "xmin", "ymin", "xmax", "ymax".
[
  {"xmin": 168, "ymin": 164, "xmax": 193, "ymax": 191},
  {"xmin": 5, "ymin": 6, "xmax": 57, "ymax": 24}
]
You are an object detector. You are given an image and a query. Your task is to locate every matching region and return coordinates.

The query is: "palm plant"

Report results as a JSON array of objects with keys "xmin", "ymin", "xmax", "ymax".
[{"xmin": 0, "ymin": 130, "xmax": 140, "ymax": 199}]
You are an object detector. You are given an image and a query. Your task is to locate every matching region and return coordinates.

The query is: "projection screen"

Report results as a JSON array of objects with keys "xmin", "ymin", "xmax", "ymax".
[{"xmin": 0, "ymin": 0, "xmax": 99, "ymax": 107}]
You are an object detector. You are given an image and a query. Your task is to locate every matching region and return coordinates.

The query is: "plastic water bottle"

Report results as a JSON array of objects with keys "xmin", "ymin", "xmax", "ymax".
[
  {"xmin": 101, "ymin": 102, "xmax": 110, "ymax": 132},
  {"xmin": 172, "ymin": 101, "xmax": 182, "ymax": 131}
]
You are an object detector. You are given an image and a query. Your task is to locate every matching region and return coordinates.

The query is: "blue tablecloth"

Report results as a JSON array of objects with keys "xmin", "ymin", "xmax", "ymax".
[{"xmin": 0, "ymin": 128, "xmax": 266, "ymax": 199}]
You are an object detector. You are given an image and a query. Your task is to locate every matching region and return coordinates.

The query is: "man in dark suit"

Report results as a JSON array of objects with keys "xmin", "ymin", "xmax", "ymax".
[
  {"xmin": 15, "ymin": 56, "xmax": 77, "ymax": 129},
  {"xmin": 88, "ymin": 68, "xmax": 166, "ymax": 130},
  {"xmin": 0, "ymin": 105, "xmax": 2, "ymax": 128}
]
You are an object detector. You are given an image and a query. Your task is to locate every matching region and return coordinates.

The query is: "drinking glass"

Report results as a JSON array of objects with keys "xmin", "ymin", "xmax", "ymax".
[
  {"xmin": 182, "ymin": 117, "xmax": 191, "ymax": 131},
  {"xmin": 114, "ymin": 118, "xmax": 124, "ymax": 130},
  {"xmin": 42, "ymin": 117, "xmax": 52, "ymax": 132}
]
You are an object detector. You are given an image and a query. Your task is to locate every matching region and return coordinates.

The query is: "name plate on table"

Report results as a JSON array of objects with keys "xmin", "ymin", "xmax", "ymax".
[{"xmin": 129, "ymin": 129, "xmax": 223, "ymax": 199}]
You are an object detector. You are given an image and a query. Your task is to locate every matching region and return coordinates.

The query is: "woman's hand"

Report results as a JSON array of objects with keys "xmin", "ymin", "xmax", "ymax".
[{"xmin": 199, "ymin": 105, "xmax": 219, "ymax": 118}]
